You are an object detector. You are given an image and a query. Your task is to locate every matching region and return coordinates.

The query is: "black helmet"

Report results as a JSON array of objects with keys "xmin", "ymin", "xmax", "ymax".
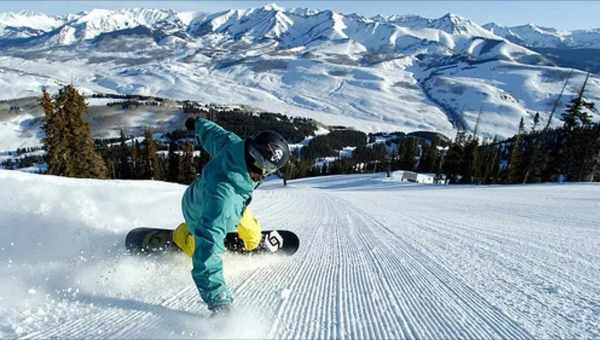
[{"xmin": 245, "ymin": 131, "xmax": 290, "ymax": 176}]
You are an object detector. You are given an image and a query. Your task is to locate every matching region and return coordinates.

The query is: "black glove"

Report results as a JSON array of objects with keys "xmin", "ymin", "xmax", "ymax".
[
  {"xmin": 208, "ymin": 304, "xmax": 232, "ymax": 317},
  {"xmin": 185, "ymin": 117, "xmax": 196, "ymax": 131}
]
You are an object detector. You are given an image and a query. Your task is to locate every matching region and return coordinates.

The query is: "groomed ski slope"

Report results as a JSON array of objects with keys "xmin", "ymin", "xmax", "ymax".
[{"xmin": 0, "ymin": 170, "xmax": 599, "ymax": 339}]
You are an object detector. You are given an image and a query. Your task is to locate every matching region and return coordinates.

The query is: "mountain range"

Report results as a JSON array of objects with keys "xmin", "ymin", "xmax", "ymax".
[{"xmin": 0, "ymin": 5, "xmax": 599, "ymax": 143}]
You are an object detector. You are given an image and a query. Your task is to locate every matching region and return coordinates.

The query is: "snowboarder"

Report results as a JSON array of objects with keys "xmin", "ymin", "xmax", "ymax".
[{"xmin": 173, "ymin": 116, "xmax": 290, "ymax": 316}]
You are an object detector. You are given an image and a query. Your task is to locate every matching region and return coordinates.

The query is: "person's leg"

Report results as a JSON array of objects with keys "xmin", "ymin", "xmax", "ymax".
[
  {"xmin": 172, "ymin": 223, "xmax": 195, "ymax": 257},
  {"xmin": 236, "ymin": 208, "xmax": 262, "ymax": 250}
]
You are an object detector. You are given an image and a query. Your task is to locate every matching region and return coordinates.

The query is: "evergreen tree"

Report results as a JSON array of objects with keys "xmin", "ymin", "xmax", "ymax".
[
  {"xmin": 540, "ymin": 130, "xmax": 563, "ymax": 182},
  {"xmin": 352, "ymin": 143, "xmax": 388, "ymax": 172},
  {"xmin": 480, "ymin": 139, "xmax": 501, "ymax": 184},
  {"xmin": 65, "ymin": 86, "xmax": 108, "ymax": 178},
  {"xmin": 472, "ymin": 142, "xmax": 485, "ymax": 184},
  {"xmin": 281, "ymin": 158, "xmax": 297, "ymax": 180},
  {"xmin": 180, "ymin": 142, "xmax": 197, "ymax": 184},
  {"xmin": 532, "ymin": 112, "xmax": 541, "ymax": 132},
  {"xmin": 507, "ymin": 118, "xmax": 525, "ymax": 183},
  {"xmin": 522, "ymin": 132, "xmax": 545, "ymax": 183},
  {"xmin": 442, "ymin": 131, "xmax": 466, "ymax": 184},
  {"xmin": 166, "ymin": 141, "xmax": 180, "ymax": 183},
  {"xmin": 575, "ymin": 125, "xmax": 600, "ymax": 181},
  {"xmin": 561, "ymin": 74, "xmax": 594, "ymax": 132},
  {"xmin": 118, "ymin": 129, "xmax": 132, "ymax": 179},
  {"xmin": 417, "ymin": 137, "xmax": 439, "ymax": 173},
  {"xmin": 131, "ymin": 140, "xmax": 142, "ymax": 179},
  {"xmin": 296, "ymin": 159, "xmax": 314, "ymax": 178},
  {"xmin": 488, "ymin": 144, "xmax": 501, "ymax": 184},
  {"xmin": 397, "ymin": 137, "xmax": 417, "ymax": 170},
  {"xmin": 41, "ymin": 85, "xmax": 108, "ymax": 178},
  {"xmin": 460, "ymin": 135, "xmax": 479, "ymax": 184},
  {"xmin": 97, "ymin": 140, "xmax": 115, "ymax": 178},
  {"xmin": 560, "ymin": 73, "xmax": 598, "ymax": 181},
  {"xmin": 142, "ymin": 129, "xmax": 161, "ymax": 179},
  {"xmin": 41, "ymin": 90, "xmax": 67, "ymax": 175}
]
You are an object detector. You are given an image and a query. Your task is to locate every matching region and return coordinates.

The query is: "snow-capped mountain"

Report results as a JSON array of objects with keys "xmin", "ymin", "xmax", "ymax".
[
  {"xmin": 386, "ymin": 13, "xmax": 495, "ymax": 37},
  {"xmin": 29, "ymin": 8, "xmax": 189, "ymax": 46},
  {"xmin": 0, "ymin": 10, "xmax": 66, "ymax": 39},
  {"xmin": 0, "ymin": 4, "xmax": 599, "ymax": 144},
  {"xmin": 484, "ymin": 22, "xmax": 600, "ymax": 49}
]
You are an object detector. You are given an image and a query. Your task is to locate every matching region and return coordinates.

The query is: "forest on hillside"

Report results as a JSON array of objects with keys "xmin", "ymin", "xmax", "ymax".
[{"xmin": 3, "ymin": 83, "xmax": 598, "ymax": 185}]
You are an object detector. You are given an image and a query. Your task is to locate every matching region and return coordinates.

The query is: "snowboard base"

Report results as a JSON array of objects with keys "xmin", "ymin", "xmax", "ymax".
[{"xmin": 125, "ymin": 228, "xmax": 299, "ymax": 256}]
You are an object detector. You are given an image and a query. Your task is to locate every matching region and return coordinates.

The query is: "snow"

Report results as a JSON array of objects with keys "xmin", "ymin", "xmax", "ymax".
[
  {"xmin": 417, "ymin": 61, "xmax": 600, "ymax": 137},
  {"xmin": 1, "ymin": 169, "xmax": 599, "ymax": 338},
  {"xmin": 0, "ymin": 11, "xmax": 65, "ymax": 38},
  {"xmin": 61, "ymin": 8, "xmax": 180, "ymax": 43},
  {"xmin": 0, "ymin": 114, "xmax": 43, "ymax": 150},
  {"xmin": 384, "ymin": 170, "xmax": 437, "ymax": 184},
  {"xmin": 176, "ymin": 11, "xmax": 207, "ymax": 26}
]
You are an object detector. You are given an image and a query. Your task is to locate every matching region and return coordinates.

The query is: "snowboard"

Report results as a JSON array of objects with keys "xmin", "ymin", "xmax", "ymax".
[{"xmin": 125, "ymin": 227, "xmax": 299, "ymax": 256}]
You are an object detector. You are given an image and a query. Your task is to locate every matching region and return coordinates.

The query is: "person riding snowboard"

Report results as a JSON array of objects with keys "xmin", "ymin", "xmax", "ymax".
[{"xmin": 172, "ymin": 116, "xmax": 290, "ymax": 316}]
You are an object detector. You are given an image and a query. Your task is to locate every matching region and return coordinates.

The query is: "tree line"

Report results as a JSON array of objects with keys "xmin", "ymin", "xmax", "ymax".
[
  {"xmin": 98, "ymin": 130, "xmax": 208, "ymax": 184},
  {"xmin": 439, "ymin": 74, "xmax": 599, "ymax": 184},
  {"xmin": 281, "ymin": 79, "xmax": 599, "ymax": 184},
  {"xmin": 38, "ymin": 84, "xmax": 599, "ymax": 185}
]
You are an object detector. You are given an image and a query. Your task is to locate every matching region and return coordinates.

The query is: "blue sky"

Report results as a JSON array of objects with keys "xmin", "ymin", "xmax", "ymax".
[{"xmin": 2, "ymin": 1, "xmax": 599, "ymax": 31}]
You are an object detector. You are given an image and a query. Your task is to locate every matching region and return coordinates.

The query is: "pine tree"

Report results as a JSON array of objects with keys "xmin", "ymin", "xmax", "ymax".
[
  {"xmin": 488, "ymin": 144, "xmax": 501, "ymax": 184},
  {"xmin": 442, "ymin": 131, "xmax": 466, "ymax": 184},
  {"xmin": 96, "ymin": 140, "xmax": 115, "ymax": 178},
  {"xmin": 460, "ymin": 135, "xmax": 479, "ymax": 184},
  {"xmin": 561, "ymin": 73, "xmax": 594, "ymax": 132},
  {"xmin": 142, "ymin": 129, "xmax": 161, "ymax": 179},
  {"xmin": 180, "ymin": 142, "xmax": 197, "ymax": 184},
  {"xmin": 507, "ymin": 118, "xmax": 525, "ymax": 183},
  {"xmin": 560, "ymin": 72, "xmax": 598, "ymax": 181},
  {"xmin": 522, "ymin": 131, "xmax": 545, "ymax": 184},
  {"xmin": 41, "ymin": 89, "xmax": 67, "ymax": 175},
  {"xmin": 41, "ymin": 85, "xmax": 108, "ymax": 178},
  {"xmin": 472, "ymin": 143, "xmax": 485, "ymax": 184},
  {"xmin": 281, "ymin": 158, "xmax": 297, "ymax": 181},
  {"xmin": 575, "ymin": 125, "xmax": 600, "ymax": 181},
  {"xmin": 131, "ymin": 140, "xmax": 142, "ymax": 179},
  {"xmin": 544, "ymin": 70, "xmax": 573, "ymax": 131},
  {"xmin": 166, "ymin": 141, "xmax": 180, "ymax": 183},
  {"xmin": 532, "ymin": 112, "xmax": 541, "ymax": 132},
  {"xmin": 397, "ymin": 137, "xmax": 417, "ymax": 171},
  {"xmin": 417, "ymin": 137, "xmax": 439, "ymax": 173},
  {"xmin": 540, "ymin": 130, "xmax": 563, "ymax": 182},
  {"xmin": 480, "ymin": 139, "xmax": 500, "ymax": 184},
  {"xmin": 118, "ymin": 129, "xmax": 132, "ymax": 179},
  {"xmin": 66, "ymin": 86, "xmax": 108, "ymax": 178}
]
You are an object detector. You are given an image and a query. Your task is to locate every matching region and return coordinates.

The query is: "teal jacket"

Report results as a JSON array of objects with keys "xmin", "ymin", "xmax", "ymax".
[{"xmin": 181, "ymin": 118, "xmax": 258, "ymax": 307}]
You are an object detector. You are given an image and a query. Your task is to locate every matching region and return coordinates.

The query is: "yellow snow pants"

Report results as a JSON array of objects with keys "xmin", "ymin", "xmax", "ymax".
[{"xmin": 172, "ymin": 208, "xmax": 262, "ymax": 257}]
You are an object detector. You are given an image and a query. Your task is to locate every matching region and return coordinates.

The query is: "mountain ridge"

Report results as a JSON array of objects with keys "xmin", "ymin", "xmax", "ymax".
[{"xmin": 0, "ymin": 5, "xmax": 599, "ymax": 141}]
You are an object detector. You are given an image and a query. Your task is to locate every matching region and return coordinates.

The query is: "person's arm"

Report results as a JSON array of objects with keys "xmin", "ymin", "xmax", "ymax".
[
  {"xmin": 191, "ymin": 118, "xmax": 239, "ymax": 158},
  {"xmin": 190, "ymin": 190, "xmax": 234, "ymax": 308}
]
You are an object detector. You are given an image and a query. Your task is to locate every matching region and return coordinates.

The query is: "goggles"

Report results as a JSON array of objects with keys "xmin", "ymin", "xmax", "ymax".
[{"xmin": 248, "ymin": 144, "xmax": 279, "ymax": 176}]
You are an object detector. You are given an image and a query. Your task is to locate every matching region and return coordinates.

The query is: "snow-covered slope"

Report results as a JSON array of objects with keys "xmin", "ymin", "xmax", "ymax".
[
  {"xmin": 1, "ymin": 5, "xmax": 600, "ymax": 141},
  {"xmin": 418, "ymin": 61, "xmax": 600, "ymax": 137},
  {"xmin": 1, "ymin": 170, "xmax": 599, "ymax": 338}
]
